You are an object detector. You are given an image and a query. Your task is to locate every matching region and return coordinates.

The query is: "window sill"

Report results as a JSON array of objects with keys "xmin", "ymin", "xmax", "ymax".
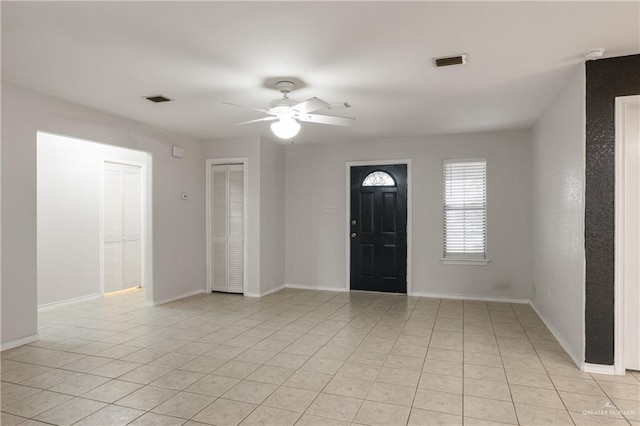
[{"xmin": 441, "ymin": 258, "xmax": 490, "ymax": 266}]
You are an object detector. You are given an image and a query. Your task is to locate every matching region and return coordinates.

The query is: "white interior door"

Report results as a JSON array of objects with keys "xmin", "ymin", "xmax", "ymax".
[
  {"xmin": 104, "ymin": 162, "xmax": 142, "ymax": 293},
  {"xmin": 210, "ymin": 163, "xmax": 244, "ymax": 294},
  {"xmin": 623, "ymin": 99, "xmax": 640, "ymax": 371}
]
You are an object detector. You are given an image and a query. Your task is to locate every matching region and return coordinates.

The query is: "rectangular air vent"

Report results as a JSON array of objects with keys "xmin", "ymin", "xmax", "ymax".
[
  {"xmin": 433, "ymin": 54, "xmax": 467, "ymax": 68},
  {"xmin": 145, "ymin": 95, "xmax": 172, "ymax": 103}
]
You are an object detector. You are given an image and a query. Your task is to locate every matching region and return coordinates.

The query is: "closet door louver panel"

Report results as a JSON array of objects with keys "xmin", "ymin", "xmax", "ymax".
[
  {"xmin": 227, "ymin": 165, "xmax": 244, "ymax": 293},
  {"xmin": 104, "ymin": 167, "xmax": 123, "ymax": 292},
  {"xmin": 212, "ymin": 166, "xmax": 228, "ymax": 292},
  {"xmin": 123, "ymin": 241, "xmax": 141, "ymax": 287},
  {"xmin": 104, "ymin": 241, "xmax": 123, "ymax": 293},
  {"xmin": 104, "ymin": 169, "xmax": 123, "ymax": 243},
  {"xmin": 123, "ymin": 167, "xmax": 141, "ymax": 239},
  {"xmin": 122, "ymin": 167, "xmax": 142, "ymax": 287}
]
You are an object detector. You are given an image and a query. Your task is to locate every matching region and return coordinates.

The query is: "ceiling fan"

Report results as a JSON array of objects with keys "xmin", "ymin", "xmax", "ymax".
[{"xmin": 222, "ymin": 81, "xmax": 355, "ymax": 140}]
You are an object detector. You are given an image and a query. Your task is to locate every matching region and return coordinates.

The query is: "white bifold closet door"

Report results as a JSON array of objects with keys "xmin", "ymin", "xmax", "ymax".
[
  {"xmin": 211, "ymin": 164, "xmax": 244, "ymax": 293},
  {"xmin": 104, "ymin": 162, "xmax": 142, "ymax": 293}
]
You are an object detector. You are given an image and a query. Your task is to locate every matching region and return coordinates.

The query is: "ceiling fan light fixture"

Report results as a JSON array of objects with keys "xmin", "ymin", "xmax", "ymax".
[{"xmin": 270, "ymin": 117, "xmax": 301, "ymax": 139}]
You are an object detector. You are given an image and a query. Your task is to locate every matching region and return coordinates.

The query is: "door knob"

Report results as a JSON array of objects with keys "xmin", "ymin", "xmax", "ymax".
[{"xmin": 350, "ymin": 233, "xmax": 357, "ymax": 238}]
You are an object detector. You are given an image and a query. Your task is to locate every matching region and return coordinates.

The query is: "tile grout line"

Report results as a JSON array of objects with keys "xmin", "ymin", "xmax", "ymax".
[
  {"xmin": 4, "ymin": 290, "xmax": 310, "ymax": 424},
  {"xmin": 246, "ymin": 291, "xmax": 395, "ymax": 425},
  {"xmin": 513, "ymin": 304, "xmax": 577, "ymax": 426},
  {"xmin": 500, "ymin": 303, "xmax": 520, "ymax": 426},
  {"xmin": 237, "ymin": 290, "xmax": 351, "ymax": 425},
  {"xmin": 589, "ymin": 371, "xmax": 633, "ymax": 424},
  {"xmin": 405, "ymin": 297, "xmax": 430, "ymax": 426},
  {"xmin": 321, "ymin": 295, "xmax": 397, "ymax": 424},
  {"xmin": 264, "ymin": 290, "xmax": 360, "ymax": 425},
  {"xmin": 406, "ymin": 297, "xmax": 442, "ymax": 424},
  {"xmin": 191, "ymin": 289, "xmax": 348, "ymax": 424},
  {"xmin": 118, "ymin": 290, "xmax": 318, "ymax": 419}
]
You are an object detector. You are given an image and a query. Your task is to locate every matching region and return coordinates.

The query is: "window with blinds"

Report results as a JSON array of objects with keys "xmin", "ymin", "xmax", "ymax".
[{"xmin": 443, "ymin": 159, "xmax": 487, "ymax": 260}]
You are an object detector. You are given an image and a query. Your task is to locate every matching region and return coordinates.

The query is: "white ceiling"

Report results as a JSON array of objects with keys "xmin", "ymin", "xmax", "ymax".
[{"xmin": 2, "ymin": 1, "xmax": 639, "ymax": 143}]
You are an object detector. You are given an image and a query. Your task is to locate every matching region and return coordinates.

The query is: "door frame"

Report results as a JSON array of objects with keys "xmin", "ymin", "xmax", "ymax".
[
  {"xmin": 345, "ymin": 160, "xmax": 412, "ymax": 295},
  {"xmin": 100, "ymin": 159, "xmax": 150, "ymax": 299},
  {"xmin": 614, "ymin": 95, "xmax": 640, "ymax": 375},
  {"xmin": 205, "ymin": 158, "xmax": 249, "ymax": 294}
]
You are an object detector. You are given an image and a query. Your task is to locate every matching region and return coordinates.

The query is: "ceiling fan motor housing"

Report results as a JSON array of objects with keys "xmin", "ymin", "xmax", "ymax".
[
  {"xmin": 275, "ymin": 81, "xmax": 295, "ymax": 94},
  {"xmin": 268, "ymin": 98, "xmax": 298, "ymax": 115},
  {"xmin": 269, "ymin": 81, "xmax": 298, "ymax": 115}
]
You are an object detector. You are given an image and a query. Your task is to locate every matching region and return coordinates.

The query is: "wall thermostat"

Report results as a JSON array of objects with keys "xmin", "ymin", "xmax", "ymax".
[{"xmin": 172, "ymin": 146, "xmax": 184, "ymax": 158}]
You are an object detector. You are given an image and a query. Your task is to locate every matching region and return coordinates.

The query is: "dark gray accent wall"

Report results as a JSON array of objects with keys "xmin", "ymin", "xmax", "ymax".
[{"xmin": 585, "ymin": 54, "xmax": 640, "ymax": 365}]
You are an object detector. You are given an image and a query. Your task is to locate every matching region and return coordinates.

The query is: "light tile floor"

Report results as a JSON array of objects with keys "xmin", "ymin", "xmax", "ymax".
[{"xmin": 2, "ymin": 288, "xmax": 639, "ymax": 425}]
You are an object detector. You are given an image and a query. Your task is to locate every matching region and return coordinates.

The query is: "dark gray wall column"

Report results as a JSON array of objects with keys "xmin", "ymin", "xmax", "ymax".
[{"xmin": 585, "ymin": 54, "xmax": 640, "ymax": 365}]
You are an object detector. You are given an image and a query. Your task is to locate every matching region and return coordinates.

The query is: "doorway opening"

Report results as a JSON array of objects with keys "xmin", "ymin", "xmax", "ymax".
[
  {"xmin": 614, "ymin": 95, "xmax": 640, "ymax": 375},
  {"xmin": 36, "ymin": 132, "xmax": 153, "ymax": 310},
  {"xmin": 346, "ymin": 160, "xmax": 412, "ymax": 294}
]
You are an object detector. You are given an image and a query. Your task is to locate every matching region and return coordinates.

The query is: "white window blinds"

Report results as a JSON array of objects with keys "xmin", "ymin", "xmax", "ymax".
[{"xmin": 443, "ymin": 159, "xmax": 487, "ymax": 259}]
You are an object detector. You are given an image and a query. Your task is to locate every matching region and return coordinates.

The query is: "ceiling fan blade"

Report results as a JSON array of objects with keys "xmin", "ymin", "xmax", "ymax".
[
  {"xmin": 328, "ymin": 102, "xmax": 351, "ymax": 110},
  {"xmin": 297, "ymin": 113, "xmax": 355, "ymax": 127},
  {"xmin": 291, "ymin": 97, "xmax": 330, "ymax": 114},
  {"xmin": 221, "ymin": 101, "xmax": 270, "ymax": 114},
  {"xmin": 235, "ymin": 116, "xmax": 278, "ymax": 126}
]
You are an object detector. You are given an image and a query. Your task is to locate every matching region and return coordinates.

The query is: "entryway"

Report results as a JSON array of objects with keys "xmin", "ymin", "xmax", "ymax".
[
  {"xmin": 36, "ymin": 131, "xmax": 153, "ymax": 309},
  {"xmin": 348, "ymin": 162, "xmax": 409, "ymax": 293}
]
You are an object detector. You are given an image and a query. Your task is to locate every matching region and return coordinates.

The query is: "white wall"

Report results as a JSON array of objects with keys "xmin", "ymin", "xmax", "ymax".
[
  {"xmin": 202, "ymin": 137, "xmax": 261, "ymax": 296},
  {"xmin": 37, "ymin": 133, "xmax": 149, "ymax": 307},
  {"xmin": 531, "ymin": 64, "xmax": 585, "ymax": 364},
  {"xmin": 259, "ymin": 136, "xmax": 286, "ymax": 294},
  {"xmin": 1, "ymin": 83, "xmax": 205, "ymax": 346},
  {"xmin": 285, "ymin": 130, "xmax": 533, "ymax": 299}
]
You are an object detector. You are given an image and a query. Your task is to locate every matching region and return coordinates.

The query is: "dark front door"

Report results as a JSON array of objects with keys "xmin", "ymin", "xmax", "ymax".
[{"xmin": 350, "ymin": 164, "xmax": 407, "ymax": 293}]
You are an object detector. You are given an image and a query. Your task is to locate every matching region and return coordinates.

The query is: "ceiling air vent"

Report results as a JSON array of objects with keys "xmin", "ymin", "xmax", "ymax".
[
  {"xmin": 145, "ymin": 95, "xmax": 172, "ymax": 103},
  {"xmin": 433, "ymin": 54, "xmax": 467, "ymax": 68}
]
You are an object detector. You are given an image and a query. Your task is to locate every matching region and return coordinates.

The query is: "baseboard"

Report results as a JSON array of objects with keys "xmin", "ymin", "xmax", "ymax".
[
  {"xmin": 147, "ymin": 289, "xmax": 205, "ymax": 307},
  {"xmin": 1, "ymin": 334, "xmax": 39, "ymax": 351},
  {"xmin": 38, "ymin": 293, "xmax": 102, "ymax": 311},
  {"xmin": 581, "ymin": 362, "xmax": 616, "ymax": 375},
  {"xmin": 410, "ymin": 291, "xmax": 530, "ymax": 304},
  {"xmin": 529, "ymin": 301, "xmax": 583, "ymax": 370},
  {"xmin": 285, "ymin": 283, "xmax": 348, "ymax": 292},
  {"xmin": 283, "ymin": 286, "xmax": 525, "ymax": 301},
  {"xmin": 243, "ymin": 284, "xmax": 287, "ymax": 298},
  {"xmin": 261, "ymin": 284, "xmax": 286, "ymax": 297}
]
